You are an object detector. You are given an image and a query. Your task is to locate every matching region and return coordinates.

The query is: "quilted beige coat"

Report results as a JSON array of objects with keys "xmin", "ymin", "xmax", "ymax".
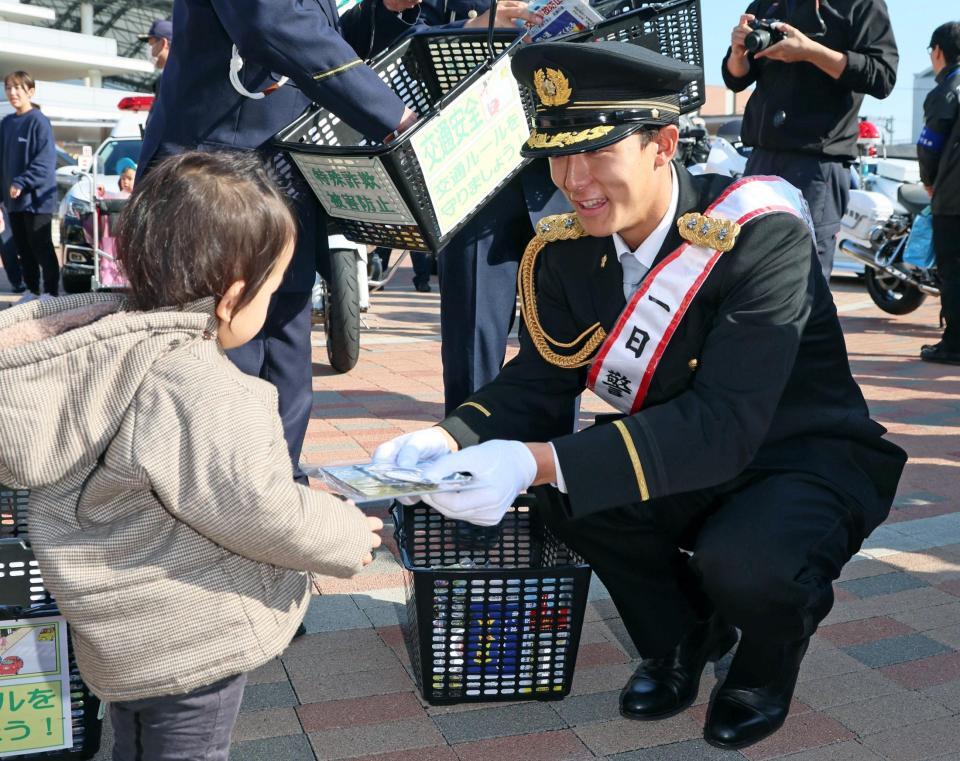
[{"xmin": 0, "ymin": 294, "xmax": 372, "ymax": 701}]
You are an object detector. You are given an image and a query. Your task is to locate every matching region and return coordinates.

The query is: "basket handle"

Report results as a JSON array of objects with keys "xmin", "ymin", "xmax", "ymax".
[{"xmin": 486, "ymin": 0, "xmax": 499, "ymax": 63}]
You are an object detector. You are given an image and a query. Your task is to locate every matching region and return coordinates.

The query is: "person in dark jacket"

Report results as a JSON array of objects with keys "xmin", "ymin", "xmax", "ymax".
[
  {"xmin": 139, "ymin": 0, "xmax": 535, "ymax": 483},
  {"xmin": 374, "ymin": 41, "xmax": 906, "ymax": 750},
  {"xmin": 0, "ymin": 71, "xmax": 59, "ymax": 297},
  {"xmin": 918, "ymin": 21, "xmax": 960, "ymax": 365},
  {"xmin": 723, "ymin": 0, "xmax": 898, "ymax": 280}
]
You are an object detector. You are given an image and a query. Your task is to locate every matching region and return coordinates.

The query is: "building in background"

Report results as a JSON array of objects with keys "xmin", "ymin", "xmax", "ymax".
[{"xmin": 0, "ymin": 0, "xmax": 159, "ymax": 151}]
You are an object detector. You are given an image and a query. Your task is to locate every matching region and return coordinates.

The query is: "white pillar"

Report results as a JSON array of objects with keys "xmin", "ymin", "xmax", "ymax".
[
  {"xmin": 80, "ymin": 2, "xmax": 94, "ymax": 35},
  {"xmin": 86, "ymin": 69, "xmax": 102, "ymax": 87}
]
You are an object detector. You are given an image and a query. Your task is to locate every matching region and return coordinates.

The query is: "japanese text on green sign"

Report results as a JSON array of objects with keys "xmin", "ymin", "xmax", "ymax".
[
  {"xmin": 293, "ymin": 154, "xmax": 417, "ymax": 228},
  {"xmin": 412, "ymin": 56, "xmax": 528, "ymax": 236}
]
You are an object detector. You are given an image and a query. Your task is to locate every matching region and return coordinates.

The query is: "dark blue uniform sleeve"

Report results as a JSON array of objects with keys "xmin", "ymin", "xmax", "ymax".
[
  {"xmin": 918, "ymin": 81, "xmax": 958, "ymax": 187},
  {"xmin": 211, "ymin": 0, "xmax": 408, "ymax": 140},
  {"xmin": 12, "ymin": 118, "xmax": 55, "ymax": 193}
]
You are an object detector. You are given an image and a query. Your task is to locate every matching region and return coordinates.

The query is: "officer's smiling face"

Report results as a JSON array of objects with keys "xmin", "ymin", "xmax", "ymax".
[{"xmin": 549, "ymin": 127, "xmax": 678, "ymax": 249}]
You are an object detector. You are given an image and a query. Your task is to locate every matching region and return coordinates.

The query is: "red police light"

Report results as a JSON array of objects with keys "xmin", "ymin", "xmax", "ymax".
[{"xmin": 117, "ymin": 96, "xmax": 155, "ymax": 112}]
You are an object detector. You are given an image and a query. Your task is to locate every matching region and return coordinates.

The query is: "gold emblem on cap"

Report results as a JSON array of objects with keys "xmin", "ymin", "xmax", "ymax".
[
  {"xmin": 534, "ymin": 68, "xmax": 572, "ymax": 107},
  {"xmin": 677, "ymin": 212, "xmax": 741, "ymax": 253},
  {"xmin": 651, "ymin": 108, "xmax": 660, "ymax": 119}
]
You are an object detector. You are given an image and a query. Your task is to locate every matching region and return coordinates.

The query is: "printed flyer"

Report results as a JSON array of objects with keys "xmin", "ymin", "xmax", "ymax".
[{"xmin": 0, "ymin": 616, "xmax": 73, "ymax": 756}]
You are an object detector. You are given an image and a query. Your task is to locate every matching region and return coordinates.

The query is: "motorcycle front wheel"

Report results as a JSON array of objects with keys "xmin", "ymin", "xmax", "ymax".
[
  {"xmin": 864, "ymin": 268, "xmax": 927, "ymax": 315},
  {"xmin": 324, "ymin": 248, "xmax": 361, "ymax": 373}
]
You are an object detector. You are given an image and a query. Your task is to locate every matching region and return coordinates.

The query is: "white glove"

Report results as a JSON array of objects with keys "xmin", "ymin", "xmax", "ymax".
[
  {"xmin": 372, "ymin": 427, "xmax": 454, "ymax": 469},
  {"xmin": 420, "ymin": 440, "xmax": 537, "ymax": 526}
]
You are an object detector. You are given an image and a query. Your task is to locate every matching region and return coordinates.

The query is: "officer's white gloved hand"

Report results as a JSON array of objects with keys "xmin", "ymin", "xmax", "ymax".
[
  {"xmin": 372, "ymin": 427, "xmax": 454, "ymax": 469},
  {"xmin": 420, "ymin": 440, "xmax": 537, "ymax": 526}
]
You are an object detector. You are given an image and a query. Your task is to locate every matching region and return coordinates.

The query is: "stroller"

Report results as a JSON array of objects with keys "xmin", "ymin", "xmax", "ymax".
[{"xmin": 61, "ymin": 192, "xmax": 129, "ymax": 293}]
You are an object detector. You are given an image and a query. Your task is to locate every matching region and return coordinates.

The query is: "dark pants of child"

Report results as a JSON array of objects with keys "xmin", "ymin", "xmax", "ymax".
[
  {"xmin": 7, "ymin": 211, "xmax": 60, "ymax": 296},
  {"xmin": 110, "ymin": 673, "xmax": 247, "ymax": 761}
]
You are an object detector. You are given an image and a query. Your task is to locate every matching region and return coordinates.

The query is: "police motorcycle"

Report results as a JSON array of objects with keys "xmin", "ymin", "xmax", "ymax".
[{"xmin": 835, "ymin": 158, "xmax": 937, "ymax": 315}]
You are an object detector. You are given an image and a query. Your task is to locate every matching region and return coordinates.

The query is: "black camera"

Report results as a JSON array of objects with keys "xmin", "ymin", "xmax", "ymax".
[{"xmin": 744, "ymin": 19, "xmax": 785, "ymax": 53}]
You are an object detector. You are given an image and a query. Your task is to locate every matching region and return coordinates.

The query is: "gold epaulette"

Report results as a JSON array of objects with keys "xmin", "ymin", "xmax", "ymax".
[
  {"xmin": 677, "ymin": 212, "xmax": 741, "ymax": 252},
  {"xmin": 518, "ymin": 214, "xmax": 606, "ymax": 369}
]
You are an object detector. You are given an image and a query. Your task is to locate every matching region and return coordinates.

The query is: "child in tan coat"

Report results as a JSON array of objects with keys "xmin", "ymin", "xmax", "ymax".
[{"xmin": 0, "ymin": 151, "xmax": 381, "ymax": 760}]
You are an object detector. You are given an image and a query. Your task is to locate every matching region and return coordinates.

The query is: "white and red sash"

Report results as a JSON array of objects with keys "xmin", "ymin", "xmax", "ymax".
[{"xmin": 586, "ymin": 176, "xmax": 813, "ymax": 415}]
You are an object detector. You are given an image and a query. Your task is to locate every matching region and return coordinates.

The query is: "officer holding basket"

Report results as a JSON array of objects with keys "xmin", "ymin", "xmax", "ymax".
[{"xmin": 374, "ymin": 40, "xmax": 906, "ymax": 749}]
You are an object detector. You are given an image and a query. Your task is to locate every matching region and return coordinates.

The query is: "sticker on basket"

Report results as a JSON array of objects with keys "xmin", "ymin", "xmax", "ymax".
[
  {"xmin": 0, "ymin": 615, "xmax": 73, "ymax": 756},
  {"xmin": 411, "ymin": 55, "xmax": 529, "ymax": 236},
  {"xmin": 291, "ymin": 153, "xmax": 417, "ymax": 227}
]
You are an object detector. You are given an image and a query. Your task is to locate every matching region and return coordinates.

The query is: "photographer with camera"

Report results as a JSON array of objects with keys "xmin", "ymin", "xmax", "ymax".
[{"xmin": 723, "ymin": 0, "xmax": 899, "ymax": 281}]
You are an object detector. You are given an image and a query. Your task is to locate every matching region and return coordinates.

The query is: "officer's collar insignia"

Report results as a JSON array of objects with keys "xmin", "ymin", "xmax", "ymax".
[
  {"xmin": 535, "ymin": 212, "xmax": 587, "ymax": 242},
  {"xmin": 677, "ymin": 212, "xmax": 741, "ymax": 252},
  {"xmin": 534, "ymin": 67, "xmax": 573, "ymax": 107}
]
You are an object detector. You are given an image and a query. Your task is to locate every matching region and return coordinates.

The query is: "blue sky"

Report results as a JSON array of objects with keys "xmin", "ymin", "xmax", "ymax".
[{"xmin": 699, "ymin": 1, "xmax": 957, "ymax": 141}]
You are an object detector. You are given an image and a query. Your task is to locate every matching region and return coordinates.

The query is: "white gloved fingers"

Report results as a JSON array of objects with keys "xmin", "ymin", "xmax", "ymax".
[
  {"xmin": 396, "ymin": 443, "xmax": 424, "ymax": 469},
  {"xmin": 423, "ymin": 485, "xmax": 501, "ymax": 513},
  {"xmin": 371, "ymin": 436, "xmax": 404, "ymax": 464},
  {"xmin": 371, "ymin": 428, "xmax": 453, "ymax": 467},
  {"xmin": 422, "ymin": 487, "xmax": 506, "ymax": 526}
]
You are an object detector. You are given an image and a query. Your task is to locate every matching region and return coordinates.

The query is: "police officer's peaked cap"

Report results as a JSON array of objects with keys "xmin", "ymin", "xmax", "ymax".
[{"xmin": 511, "ymin": 41, "xmax": 701, "ymax": 158}]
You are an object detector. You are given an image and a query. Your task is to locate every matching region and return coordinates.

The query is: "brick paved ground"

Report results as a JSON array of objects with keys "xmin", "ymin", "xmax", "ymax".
[{"xmin": 4, "ymin": 259, "xmax": 959, "ymax": 761}]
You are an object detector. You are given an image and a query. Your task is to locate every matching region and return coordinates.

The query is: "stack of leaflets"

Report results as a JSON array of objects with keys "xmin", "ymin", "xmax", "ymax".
[
  {"xmin": 522, "ymin": 0, "xmax": 605, "ymax": 42},
  {"xmin": 306, "ymin": 462, "xmax": 478, "ymax": 503}
]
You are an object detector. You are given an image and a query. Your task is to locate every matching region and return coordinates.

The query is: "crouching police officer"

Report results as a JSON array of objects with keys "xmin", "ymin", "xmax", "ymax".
[{"xmin": 374, "ymin": 41, "xmax": 906, "ymax": 749}]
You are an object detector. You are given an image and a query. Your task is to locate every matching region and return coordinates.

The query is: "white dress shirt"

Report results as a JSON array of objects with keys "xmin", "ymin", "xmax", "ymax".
[{"xmin": 550, "ymin": 166, "xmax": 680, "ymax": 494}]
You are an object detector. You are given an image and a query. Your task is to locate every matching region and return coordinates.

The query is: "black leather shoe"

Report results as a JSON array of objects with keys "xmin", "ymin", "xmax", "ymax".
[
  {"xmin": 413, "ymin": 281, "xmax": 432, "ymax": 293},
  {"xmin": 620, "ymin": 616, "xmax": 737, "ymax": 721},
  {"xmin": 920, "ymin": 342, "xmax": 960, "ymax": 365},
  {"xmin": 704, "ymin": 636, "xmax": 809, "ymax": 750}
]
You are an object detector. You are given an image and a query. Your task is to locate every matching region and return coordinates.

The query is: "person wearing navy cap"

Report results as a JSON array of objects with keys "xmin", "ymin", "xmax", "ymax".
[
  {"xmin": 138, "ymin": 19, "xmax": 173, "ymax": 71},
  {"xmin": 374, "ymin": 40, "xmax": 906, "ymax": 749}
]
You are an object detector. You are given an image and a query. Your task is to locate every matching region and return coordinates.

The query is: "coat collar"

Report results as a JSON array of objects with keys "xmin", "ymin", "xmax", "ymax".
[{"xmin": 591, "ymin": 165, "xmax": 707, "ymax": 331}]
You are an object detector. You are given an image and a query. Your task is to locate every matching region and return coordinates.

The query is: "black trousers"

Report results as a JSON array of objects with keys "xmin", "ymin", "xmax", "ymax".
[
  {"xmin": 933, "ymin": 214, "xmax": 960, "ymax": 351},
  {"xmin": 8, "ymin": 211, "xmax": 59, "ymax": 295},
  {"xmin": 226, "ymin": 291, "xmax": 312, "ymax": 484},
  {"xmin": 745, "ymin": 149, "xmax": 849, "ymax": 282},
  {"xmin": 538, "ymin": 471, "xmax": 869, "ymax": 658}
]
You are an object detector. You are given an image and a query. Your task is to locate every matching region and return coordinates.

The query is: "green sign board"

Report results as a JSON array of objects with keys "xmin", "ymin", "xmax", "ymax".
[
  {"xmin": 293, "ymin": 154, "xmax": 417, "ymax": 228},
  {"xmin": 411, "ymin": 56, "xmax": 528, "ymax": 237},
  {"xmin": 0, "ymin": 617, "xmax": 73, "ymax": 757}
]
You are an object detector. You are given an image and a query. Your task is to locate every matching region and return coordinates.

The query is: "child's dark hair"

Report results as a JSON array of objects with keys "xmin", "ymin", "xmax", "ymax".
[{"xmin": 116, "ymin": 151, "xmax": 296, "ymax": 311}]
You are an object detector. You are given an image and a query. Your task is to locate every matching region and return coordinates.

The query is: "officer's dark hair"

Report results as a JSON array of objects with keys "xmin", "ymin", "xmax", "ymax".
[
  {"xmin": 3, "ymin": 71, "xmax": 35, "ymax": 90},
  {"xmin": 930, "ymin": 22, "xmax": 960, "ymax": 66},
  {"xmin": 116, "ymin": 151, "xmax": 296, "ymax": 312}
]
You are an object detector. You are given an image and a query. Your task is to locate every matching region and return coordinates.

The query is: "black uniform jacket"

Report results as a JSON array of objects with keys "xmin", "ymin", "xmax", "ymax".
[
  {"xmin": 918, "ymin": 64, "xmax": 960, "ymax": 217},
  {"xmin": 722, "ymin": 0, "xmax": 898, "ymax": 161},
  {"xmin": 440, "ymin": 169, "xmax": 906, "ymax": 522}
]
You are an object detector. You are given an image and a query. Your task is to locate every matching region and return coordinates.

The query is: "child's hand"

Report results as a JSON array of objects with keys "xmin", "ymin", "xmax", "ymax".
[{"xmin": 362, "ymin": 516, "xmax": 384, "ymax": 566}]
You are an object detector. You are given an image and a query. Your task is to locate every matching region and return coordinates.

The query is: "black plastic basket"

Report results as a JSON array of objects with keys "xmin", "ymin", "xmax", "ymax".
[
  {"xmin": 572, "ymin": 0, "xmax": 704, "ymax": 114},
  {"xmin": 275, "ymin": 29, "xmax": 534, "ymax": 252},
  {"xmin": 1, "ymin": 482, "xmax": 30, "ymax": 539},
  {"xmin": 0, "ymin": 489, "xmax": 103, "ymax": 761},
  {"xmin": 393, "ymin": 497, "xmax": 591, "ymax": 705}
]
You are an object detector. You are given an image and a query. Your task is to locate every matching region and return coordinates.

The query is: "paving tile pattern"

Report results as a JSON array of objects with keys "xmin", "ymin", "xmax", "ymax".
[{"xmin": 56, "ymin": 271, "xmax": 960, "ymax": 761}]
